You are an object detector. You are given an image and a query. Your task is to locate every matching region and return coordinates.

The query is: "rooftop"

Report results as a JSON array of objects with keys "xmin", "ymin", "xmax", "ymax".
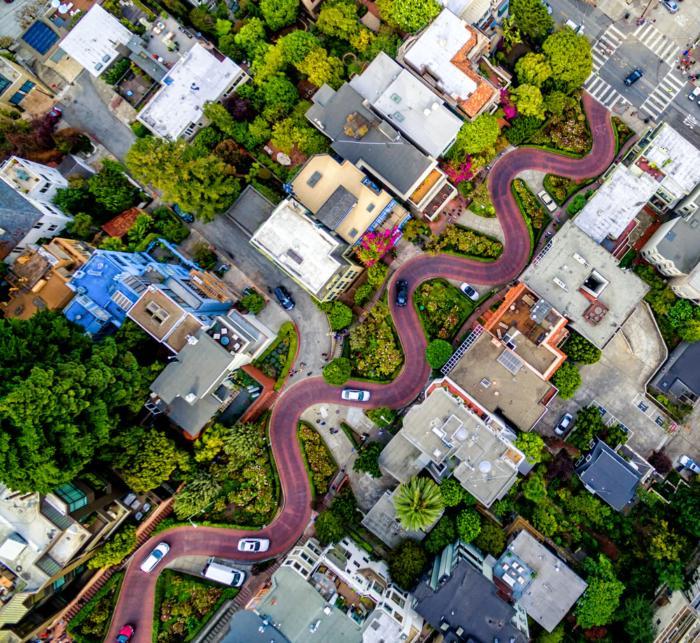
[
  {"xmin": 221, "ymin": 610, "xmax": 290, "ymax": 643},
  {"xmin": 0, "ymin": 176, "xmax": 44, "ymax": 260},
  {"xmin": 58, "ymin": 5, "xmax": 132, "ymax": 77},
  {"xmin": 521, "ymin": 221, "xmax": 649, "ymax": 348},
  {"xmin": 495, "ymin": 531, "xmax": 587, "ymax": 632},
  {"xmin": 576, "ymin": 439, "xmax": 643, "ymax": 511},
  {"xmin": 291, "ymin": 155, "xmax": 395, "ymax": 244},
  {"xmin": 447, "ymin": 331, "xmax": 555, "ymax": 431},
  {"xmin": 652, "ymin": 341, "xmax": 700, "ymax": 401},
  {"xmin": 349, "ymin": 52, "xmax": 462, "ymax": 158},
  {"xmin": 101, "ymin": 208, "xmax": 144, "ymax": 238},
  {"xmin": 225, "ymin": 185, "xmax": 277, "ymax": 236},
  {"xmin": 361, "ymin": 490, "xmax": 428, "ymax": 549},
  {"xmin": 651, "ymin": 211, "xmax": 700, "ymax": 274},
  {"xmin": 250, "ymin": 198, "xmax": 351, "ymax": 296},
  {"xmin": 403, "ymin": 9, "xmax": 497, "ymax": 119},
  {"xmin": 138, "ymin": 43, "xmax": 244, "ymax": 141},
  {"xmin": 306, "ymin": 83, "xmax": 435, "ymax": 197}
]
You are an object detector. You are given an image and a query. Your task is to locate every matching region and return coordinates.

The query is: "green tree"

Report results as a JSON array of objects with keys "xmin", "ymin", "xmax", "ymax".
[
  {"xmin": 425, "ymin": 339, "xmax": 453, "ymax": 369},
  {"xmin": 240, "ymin": 290, "xmax": 266, "ymax": 314},
  {"xmin": 394, "ymin": 477, "xmax": 444, "ymax": 531},
  {"xmin": 221, "ymin": 422, "xmax": 266, "ymax": 462},
  {"xmin": 234, "ymin": 18, "xmax": 269, "ymax": 62},
  {"xmin": 260, "ymin": 0, "xmax": 299, "ymax": 31},
  {"xmin": 261, "ymin": 76, "xmax": 298, "ymax": 121},
  {"xmin": 88, "ymin": 159, "xmax": 140, "ymax": 214},
  {"xmin": 388, "ymin": 540, "xmax": 427, "ymax": 590},
  {"xmin": 173, "ymin": 470, "xmax": 222, "ymax": 519},
  {"xmin": 619, "ymin": 596, "xmax": 655, "ymax": 643},
  {"xmin": 194, "ymin": 423, "xmax": 228, "ymax": 462},
  {"xmin": 279, "ymin": 30, "xmax": 321, "ymax": 65},
  {"xmin": 354, "ymin": 283, "xmax": 374, "ymax": 306},
  {"xmin": 189, "ymin": 6, "xmax": 216, "ymax": 34},
  {"xmin": 215, "ymin": 18, "xmax": 231, "ymax": 37},
  {"xmin": 537, "ymin": 624, "xmax": 565, "ymax": 643},
  {"xmin": 367, "ymin": 262, "xmax": 388, "ymax": 288},
  {"xmin": 456, "ymin": 508, "xmax": 481, "ymax": 542},
  {"xmin": 563, "ymin": 331, "xmax": 601, "ymax": 364},
  {"xmin": 544, "ymin": 90, "xmax": 572, "ymax": 116},
  {"xmin": 111, "ymin": 427, "xmax": 190, "ymax": 492},
  {"xmin": 504, "ymin": 115, "xmax": 544, "ymax": 145},
  {"xmin": 353, "ymin": 442, "xmax": 383, "ymax": 478},
  {"xmin": 532, "ymin": 502, "xmax": 559, "ymax": 537},
  {"xmin": 297, "ymin": 48, "xmax": 344, "ymax": 89},
  {"xmin": 474, "ymin": 521, "xmax": 506, "ymax": 556},
  {"xmin": 440, "ymin": 478, "xmax": 469, "ymax": 507},
  {"xmin": 271, "ymin": 116, "xmax": 328, "ymax": 155},
  {"xmin": 125, "ymin": 137, "xmax": 240, "ymax": 221},
  {"xmin": 510, "ymin": 84, "xmax": 546, "ymax": 119},
  {"xmin": 322, "ymin": 301, "xmax": 353, "ymax": 331},
  {"xmin": 542, "ymin": 28, "xmax": 593, "ymax": 92},
  {"xmin": 126, "ymin": 213, "xmax": 153, "ymax": 245},
  {"xmin": 316, "ymin": 1, "xmax": 358, "ymax": 40},
  {"xmin": 315, "ymin": 509, "xmax": 345, "ymax": 545},
  {"xmin": 87, "ymin": 525, "xmax": 137, "ymax": 569},
  {"xmin": 576, "ymin": 554, "xmax": 625, "ymax": 628},
  {"xmin": 99, "ymin": 236, "xmax": 126, "ymax": 251},
  {"xmin": 66, "ymin": 212, "xmax": 94, "ymax": 240},
  {"xmin": 552, "ymin": 361, "xmax": 581, "ymax": 399},
  {"xmin": 510, "ymin": 0, "xmax": 554, "ymax": 42},
  {"xmin": 672, "ymin": 478, "xmax": 700, "ymax": 538},
  {"xmin": 678, "ymin": 319, "xmax": 700, "ymax": 342},
  {"xmin": 449, "ymin": 113, "xmax": 500, "ymax": 159},
  {"xmin": 425, "ymin": 515, "xmax": 456, "ymax": 554},
  {"xmin": 515, "ymin": 432, "xmax": 545, "ymax": 464},
  {"xmin": 522, "ymin": 471, "xmax": 547, "ymax": 502},
  {"xmin": 53, "ymin": 182, "xmax": 92, "ymax": 215},
  {"xmin": 365, "ymin": 407, "xmax": 396, "ymax": 428},
  {"xmin": 376, "ymin": 0, "xmax": 440, "ymax": 33},
  {"xmin": 323, "ymin": 357, "xmax": 352, "ymax": 386},
  {"xmin": 569, "ymin": 406, "xmax": 605, "ymax": 450},
  {"xmin": 648, "ymin": 519, "xmax": 689, "ymax": 562},
  {"xmin": 515, "ymin": 52, "xmax": 552, "ymax": 87}
]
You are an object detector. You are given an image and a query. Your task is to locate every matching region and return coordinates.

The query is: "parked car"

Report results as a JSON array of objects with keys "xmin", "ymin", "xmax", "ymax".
[
  {"xmin": 541, "ymin": 0, "xmax": 553, "ymax": 14},
  {"xmin": 459, "ymin": 282, "xmax": 479, "ymax": 301},
  {"xmin": 273, "ymin": 285, "xmax": 295, "ymax": 310},
  {"xmin": 237, "ymin": 538, "xmax": 270, "ymax": 553},
  {"xmin": 554, "ymin": 413, "xmax": 574, "ymax": 437},
  {"xmin": 395, "ymin": 279, "xmax": 409, "ymax": 307},
  {"xmin": 116, "ymin": 625, "xmax": 135, "ymax": 643},
  {"xmin": 172, "ymin": 204, "xmax": 194, "ymax": 223},
  {"xmin": 624, "ymin": 69, "xmax": 643, "ymax": 86},
  {"xmin": 689, "ymin": 87, "xmax": 700, "ymax": 102},
  {"xmin": 537, "ymin": 189, "xmax": 558, "ymax": 213},
  {"xmin": 660, "ymin": 0, "xmax": 679, "ymax": 13},
  {"xmin": 341, "ymin": 389, "xmax": 371, "ymax": 402},
  {"xmin": 139, "ymin": 542, "xmax": 170, "ymax": 573},
  {"xmin": 565, "ymin": 19, "xmax": 584, "ymax": 33},
  {"xmin": 47, "ymin": 105, "xmax": 62, "ymax": 122},
  {"xmin": 679, "ymin": 455, "xmax": 700, "ymax": 474},
  {"xmin": 203, "ymin": 559, "xmax": 246, "ymax": 587}
]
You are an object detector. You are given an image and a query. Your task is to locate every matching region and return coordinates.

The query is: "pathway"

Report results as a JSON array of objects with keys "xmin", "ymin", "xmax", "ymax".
[{"xmin": 105, "ymin": 94, "xmax": 616, "ymax": 643}]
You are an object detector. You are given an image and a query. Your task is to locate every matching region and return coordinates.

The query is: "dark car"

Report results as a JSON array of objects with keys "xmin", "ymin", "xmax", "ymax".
[
  {"xmin": 273, "ymin": 285, "xmax": 295, "ymax": 310},
  {"xmin": 624, "ymin": 69, "xmax": 643, "ymax": 86},
  {"xmin": 47, "ymin": 105, "xmax": 62, "ymax": 123},
  {"xmin": 395, "ymin": 279, "xmax": 409, "ymax": 307},
  {"xmin": 172, "ymin": 204, "xmax": 194, "ymax": 223}
]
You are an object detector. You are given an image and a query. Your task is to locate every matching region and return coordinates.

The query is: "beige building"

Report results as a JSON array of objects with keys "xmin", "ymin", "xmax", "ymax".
[
  {"xmin": 250, "ymin": 198, "xmax": 363, "ymax": 301},
  {"xmin": 0, "ymin": 58, "xmax": 53, "ymax": 117},
  {"xmin": 291, "ymin": 154, "xmax": 409, "ymax": 245}
]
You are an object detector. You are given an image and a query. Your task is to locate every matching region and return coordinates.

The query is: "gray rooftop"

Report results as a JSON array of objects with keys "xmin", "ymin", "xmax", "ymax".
[
  {"xmin": 414, "ymin": 559, "xmax": 527, "ymax": 643},
  {"xmin": 315, "ymin": 185, "xmax": 357, "ymax": 230},
  {"xmin": 521, "ymin": 221, "xmax": 649, "ymax": 348},
  {"xmin": 361, "ymin": 490, "xmax": 428, "ymax": 549},
  {"xmin": 305, "ymin": 83, "xmax": 433, "ymax": 197},
  {"xmin": 0, "ymin": 181, "xmax": 43, "ymax": 260},
  {"xmin": 651, "ymin": 341, "xmax": 700, "ymax": 399},
  {"xmin": 653, "ymin": 211, "xmax": 700, "ymax": 274},
  {"xmin": 225, "ymin": 185, "xmax": 278, "ymax": 236},
  {"xmin": 221, "ymin": 610, "xmax": 290, "ymax": 643},
  {"xmin": 576, "ymin": 440, "xmax": 642, "ymax": 511}
]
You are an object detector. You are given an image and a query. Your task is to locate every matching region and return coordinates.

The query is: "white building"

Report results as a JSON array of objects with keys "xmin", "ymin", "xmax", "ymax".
[
  {"xmin": 0, "ymin": 157, "xmax": 73, "ymax": 263},
  {"xmin": 58, "ymin": 4, "xmax": 132, "ymax": 77},
  {"xmin": 137, "ymin": 43, "xmax": 248, "ymax": 141}
]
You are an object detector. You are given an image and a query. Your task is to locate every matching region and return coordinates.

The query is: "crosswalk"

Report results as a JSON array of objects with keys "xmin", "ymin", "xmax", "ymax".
[
  {"xmin": 633, "ymin": 23, "xmax": 680, "ymax": 65},
  {"xmin": 640, "ymin": 69, "xmax": 687, "ymax": 118},
  {"xmin": 585, "ymin": 75, "xmax": 626, "ymax": 109},
  {"xmin": 591, "ymin": 24, "xmax": 627, "ymax": 73}
]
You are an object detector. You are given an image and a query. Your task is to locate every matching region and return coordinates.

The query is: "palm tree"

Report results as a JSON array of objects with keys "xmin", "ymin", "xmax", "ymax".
[{"xmin": 393, "ymin": 477, "xmax": 444, "ymax": 532}]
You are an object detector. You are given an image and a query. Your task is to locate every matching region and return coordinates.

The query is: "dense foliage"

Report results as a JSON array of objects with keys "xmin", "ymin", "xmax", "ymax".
[
  {"xmin": 353, "ymin": 442, "xmax": 383, "ymax": 478},
  {"xmin": 298, "ymin": 423, "xmax": 337, "ymax": 494},
  {"xmin": 393, "ymin": 477, "xmax": 444, "ymax": 531},
  {"xmin": 425, "ymin": 339, "xmax": 453, "ymax": 369},
  {"xmin": 552, "ymin": 361, "xmax": 582, "ymax": 399},
  {"xmin": 415, "ymin": 279, "xmax": 475, "ymax": 341},
  {"xmin": 388, "ymin": 540, "xmax": 428, "ymax": 590},
  {"xmin": 427, "ymin": 224, "xmax": 503, "ymax": 259},
  {"xmin": 88, "ymin": 526, "xmax": 137, "ymax": 569},
  {"xmin": 323, "ymin": 357, "xmax": 353, "ymax": 386},
  {"xmin": 349, "ymin": 302, "xmax": 403, "ymax": 380}
]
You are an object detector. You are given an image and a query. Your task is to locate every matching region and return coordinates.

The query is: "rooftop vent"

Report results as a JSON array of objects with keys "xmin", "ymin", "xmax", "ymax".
[
  {"xmin": 553, "ymin": 277, "xmax": 568, "ymax": 291},
  {"xmin": 581, "ymin": 269, "xmax": 609, "ymax": 298}
]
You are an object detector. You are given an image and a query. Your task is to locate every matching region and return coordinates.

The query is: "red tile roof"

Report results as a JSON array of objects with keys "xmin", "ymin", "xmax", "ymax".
[{"xmin": 101, "ymin": 208, "xmax": 143, "ymax": 238}]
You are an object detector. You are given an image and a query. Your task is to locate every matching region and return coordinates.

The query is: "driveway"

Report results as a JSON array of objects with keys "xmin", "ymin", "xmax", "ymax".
[
  {"xmin": 57, "ymin": 71, "xmax": 136, "ymax": 161},
  {"xmin": 193, "ymin": 214, "xmax": 331, "ymax": 376},
  {"xmin": 106, "ymin": 93, "xmax": 618, "ymax": 643}
]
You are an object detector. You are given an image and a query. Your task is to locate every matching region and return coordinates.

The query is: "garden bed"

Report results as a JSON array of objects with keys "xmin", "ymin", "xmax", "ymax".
[
  {"xmin": 426, "ymin": 224, "xmax": 503, "ymax": 260},
  {"xmin": 253, "ymin": 321, "xmax": 298, "ymax": 390},
  {"xmin": 414, "ymin": 279, "xmax": 474, "ymax": 342},
  {"xmin": 527, "ymin": 97, "xmax": 592, "ymax": 157},
  {"xmin": 612, "ymin": 116, "xmax": 635, "ymax": 153},
  {"xmin": 67, "ymin": 572, "xmax": 124, "ymax": 643},
  {"xmin": 511, "ymin": 179, "xmax": 550, "ymax": 250},
  {"xmin": 542, "ymin": 174, "xmax": 594, "ymax": 206},
  {"xmin": 298, "ymin": 422, "xmax": 338, "ymax": 497},
  {"xmin": 152, "ymin": 570, "xmax": 238, "ymax": 643}
]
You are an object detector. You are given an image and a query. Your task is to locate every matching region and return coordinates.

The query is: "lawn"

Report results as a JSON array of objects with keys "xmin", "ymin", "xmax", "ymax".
[
  {"xmin": 253, "ymin": 321, "xmax": 298, "ymax": 390},
  {"xmin": 298, "ymin": 422, "xmax": 337, "ymax": 497},
  {"xmin": 152, "ymin": 570, "xmax": 238, "ymax": 643},
  {"xmin": 414, "ymin": 278, "xmax": 474, "ymax": 342},
  {"xmin": 67, "ymin": 573, "xmax": 124, "ymax": 643}
]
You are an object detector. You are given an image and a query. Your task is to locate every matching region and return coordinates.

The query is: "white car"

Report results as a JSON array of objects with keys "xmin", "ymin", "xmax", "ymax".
[
  {"xmin": 565, "ymin": 19, "xmax": 584, "ymax": 33},
  {"xmin": 537, "ymin": 190, "xmax": 558, "ymax": 213},
  {"xmin": 554, "ymin": 413, "xmax": 574, "ymax": 437},
  {"xmin": 679, "ymin": 455, "xmax": 700, "ymax": 474},
  {"xmin": 459, "ymin": 282, "xmax": 479, "ymax": 301},
  {"xmin": 140, "ymin": 542, "xmax": 170, "ymax": 573},
  {"xmin": 237, "ymin": 538, "xmax": 270, "ymax": 553},
  {"xmin": 341, "ymin": 389, "xmax": 371, "ymax": 402}
]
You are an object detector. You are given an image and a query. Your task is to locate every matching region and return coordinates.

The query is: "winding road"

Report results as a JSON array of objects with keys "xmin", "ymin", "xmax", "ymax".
[{"xmin": 106, "ymin": 94, "xmax": 616, "ymax": 643}]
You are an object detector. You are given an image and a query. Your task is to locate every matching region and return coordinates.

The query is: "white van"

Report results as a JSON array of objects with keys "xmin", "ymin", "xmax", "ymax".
[{"xmin": 203, "ymin": 559, "xmax": 246, "ymax": 587}]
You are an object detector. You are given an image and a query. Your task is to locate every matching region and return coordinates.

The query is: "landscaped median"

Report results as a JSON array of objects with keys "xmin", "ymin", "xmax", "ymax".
[
  {"xmin": 297, "ymin": 421, "xmax": 338, "ymax": 499},
  {"xmin": 67, "ymin": 572, "xmax": 124, "ymax": 643},
  {"xmin": 511, "ymin": 179, "xmax": 550, "ymax": 252},
  {"xmin": 253, "ymin": 321, "xmax": 298, "ymax": 390},
  {"xmin": 426, "ymin": 224, "xmax": 503, "ymax": 261},
  {"xmin": 414, "ymin": 278, "xmax": 475, "ymax": 342}
]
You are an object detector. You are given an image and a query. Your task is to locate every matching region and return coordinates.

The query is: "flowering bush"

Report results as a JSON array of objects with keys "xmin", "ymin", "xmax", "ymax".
[
  {"xmin": 444, "ymin": 159, "xmax": 473, "ymax": 184},
  {"xmin": 500, "ymin": 89, "xmax": 518, "ymax": 120},
  {"xmin": 355, "ymin": 227, "xmax": 400, "ymax": 266}
]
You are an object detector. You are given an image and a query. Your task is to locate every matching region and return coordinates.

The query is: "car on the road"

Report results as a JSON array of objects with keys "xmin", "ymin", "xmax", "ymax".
[
  {"xmin": 172, "ymin": 204, "xmax": 194, "ymax": 223},
  {"xmin": 554, "ymin": 413, "xmax": 574, "ymax": 437},
  {"xmin": 689, "ymin": 87, "xmax": 700, "ymax": 102},
  {"xmin": 624, "ymin": 69, "xmax": 644, "ymax": 86},
  {"xmin": 565, "ymin": 19, "xmax": 584, "ymax": 33},
  {"xmin": 679, "ymin": 455, "xmax": 700, "ymax": 474},
  {"xmin": 47, "ymin": 106, "xmax": 62, "ymax": 123},
  {"xmin": 537, "ymin": 189, "xmax": 558, "ymax": 213},
  {"xmin": 273, "ymin": 285, "xmax": 295, "ymax": 310},
  {"xmin": 660, "ymin": 0, "xmax": 679, "ymax": 13},
  {"xmin": 459, "ymin": 282, "xmax": 480, "ymax": 301},
  {"xmin": 395, "ymin": 279, "xmax": 409, "ymax": 307},
  {"xmin": 341, "ymin": 389, "xmax": 371, "ymax": 402},
  {"xmin": 140, "ymin": 542, "xmax": 170, "ymax": 573},
  {"xmin": 203, "ymin": 559, "xmax": 246, "ymax": 587},
  {"xmin": 116, "ymin": 625, "xmax": 135, "ymax": 643},
  {"xmin": 237, "ymin": 538, "xmax": 270, "ymax": 553}
]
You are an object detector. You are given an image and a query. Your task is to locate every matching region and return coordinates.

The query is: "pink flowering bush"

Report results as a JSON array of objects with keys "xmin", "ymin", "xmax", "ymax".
[
  {"xmin": 355, "ymin": 227, "xmax": 400, "ymax": 266},
  {"xmin": 500, "ymin": 89, "xmax": 517, "ymax": 120},
  {"xmin": 444, "ymin": 159, "xmax": 473, "ymax": 184}
]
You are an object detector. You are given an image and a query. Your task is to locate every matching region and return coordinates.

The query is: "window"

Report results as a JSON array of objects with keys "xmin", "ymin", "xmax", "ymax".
[
  {"xmin": 55, "ymin": 481, "xmax": 88, "ymax": 512},
  {"xmin": 47, "ymin": 224, "xmax": 58, "ymax": 232},
  {"xmin": 33, "ymin": 222, "xmax": 44, "ymax": 229},
  {"xmin": 145, "ymin": 300, "xmax": 170, "ymax": 324},
  {"xmin": 20, "ymin": 80, "xmax": 35, "ymax": 93},
  {"xmin": 0, "ymin": 73, "xmax": 11, "ymax": 94}
]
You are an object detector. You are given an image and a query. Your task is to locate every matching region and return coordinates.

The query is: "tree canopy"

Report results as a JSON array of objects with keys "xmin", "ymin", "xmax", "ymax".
[
  {"xmin": 515, "ymin": 52, "xmax": 552, "ymax": 87},
  {"xmin": 515, "ymin": 432, "xmax": 546, "ymax": 464},
  {"xmin": 88, "ymin": 525, "xmax": 137, "ymax": 569},
  {"xmin": 425, "ymin": 339, "xmax": 453, "ymax": 369},
  {"xmin": 552, "ymin": 361, "xmax": 581, "ymax": 399},
  {"xmin": 576, "ymin": 555, "xmax": 625, "ymax": 628},
  {"xmin": 510, "ymin": 84, "xmax": 546, "ymax": 119},
  {"xmin": 260, "ymin": 0, "xmax": 299, "ymax": 31},
  {"xmin": 456, "ymin": 508, "xmax": 482, "ymax": 542},
  {"xmin": 510, "ymin": 0, "xmax": 554, "ymax": 42},
  {"xmin": 449, "ymin": 114, "xmax": 500, "ymax": 159},
  {"xmin": 388, "ymin": 540, "xmax": 427, "ymax": 589},
  {"xmin": 376, "ymin": 0, "xmax": 440, "ymax": 33},
  {"xmin": 353, "ymin": 442, "xmax": 383, "ymax": 478},
  {"xmin": 323, "ymin": 357, "xmax": 352, "ymax": 386},
  {"xmin": 542, "ymin": 28, "xmax": 593, "ymax": 92},
  {"xmin": 563, "ymin": 331, "xmax": 601, "ymax": 364},
  {"xmin": 393, "ymin": 477, "xmax": 444, "ymax": 531}
]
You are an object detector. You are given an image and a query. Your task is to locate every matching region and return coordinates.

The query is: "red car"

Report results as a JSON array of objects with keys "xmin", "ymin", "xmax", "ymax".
[{"xmin": 116, "ymin": 624, "xmax": 134, "ymax": 642}]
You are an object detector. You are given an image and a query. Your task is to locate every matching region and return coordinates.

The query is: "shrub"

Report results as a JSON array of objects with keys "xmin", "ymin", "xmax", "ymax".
[
  {"xmin": 323, "ymin": 357, "xmax": 352, "ymax": 386},
  {"xmin": 298, "ymin": 423, "xmax": 336, "ymax": 494},
  {"xmin": 365, "ymin": 407, "xmax": 396, "ymax": 428},
  {"xmin": 425, "ymin": 515, "xmax": 456, "ymax": 554},
  {"xmin": 349, "ymin": 302, "xmax": 403, "ymax": 379},
  {"xmin": 366, "ymin": 262, "xmax": 388, "ymax": 288},
  {"xmin": 415, "ymin": 279, "xmax": 473, "ymax": 341},
  {"xmin": 505, "ymin": 115, "xmax": 544, "ymax": 145},
  {"xmin": 353, "ymin": 442, "xmax": 383, "ymax": 477},
  {"xmin": 388, "ymin": 541, "xmax": 427, "ymax": 590},
  {"xmin": 192, "ymin": 242, "xmax": 218, "ymax": 270},
  {"xmin": 474, "ymin": 521, "xmax": 506, "ymax": 556},
  {"xmin": 456, "ymin": 508, "xmax": 481, "ymax": 542},
  {"xmin": 563, "ymin": 331, "xmax": 601, "ymax": 364},
  {"xmin": 102, "ymin": 58, "xmax": 130, "ymax": 85},
  {"xmin": 543, "ymin": 174, "xmax": 583, "ymax": 205},
  {"xmin": 88, "ymin": 526, "xmax": 137, "ymax": 569},
  {"xmin": 440, "ymin": 478, "xmax": 469, "ymax": 507},
  {"xmin": 427, "ymin": 224, "xmax": 502, "ymax": 259},
  {"xmin": 322, "ymin": 301, "xmax": 353, "ymax": 331},
  {"xmin": 354, "ymin": 283, "xmax": 374, "ymax": 306},
  {"xmin": 512, "ymin": 178, "xmax": 547, "ymax": 234},
  {"xmin": 567, "ymin": 193, "xmax": 588, "ymax": 215},
  {"xmin": 315, "ymin": 510, "xmax": 345, "ymax": 544},
  {"xmin": 240, "ymin": 290, "xmax": 266, "ymax": 314},
  {"xmin": 552, "ymin": 361, "xmax": 581, "ymax": 399},
  {"xmin": 426, "ymin": 339, "xmax": 453, "ymax": 369}
]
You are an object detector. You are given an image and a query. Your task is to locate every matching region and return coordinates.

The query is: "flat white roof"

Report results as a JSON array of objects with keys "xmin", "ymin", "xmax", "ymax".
[
  {"xmin": 438, "ymin": 0, "xmax": 492, "ymax": 23},
  {"xmin": 350, "ymin": 52, "xmax": 462, "ymax": 158},
  {"xmin": 404, "ymin": 9, "xmax": 477, "ymax": 103},
  {"xmin": 138, "ymin": 43, "xmax": 244, "ymax": 141},
  {"xmin": 250, "ymin": 199, "xmax": 347, "ymax": 296},
  {"xmin": 59, "ymin": 5, "xmax": 132, "ymax": 77}
]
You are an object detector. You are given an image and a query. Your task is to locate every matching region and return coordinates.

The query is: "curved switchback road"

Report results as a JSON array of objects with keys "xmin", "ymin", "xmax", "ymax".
[{"xmin": 106, "ymin": 94, "xmax": 615, "ymax": 643}]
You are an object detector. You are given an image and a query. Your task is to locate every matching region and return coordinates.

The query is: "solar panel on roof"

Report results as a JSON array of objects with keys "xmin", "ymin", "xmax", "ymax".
[
  {"xmin": 22, "ymin": 21, "xmax": 59, "ymax": 54},
  {"xmin": 497, "ymin": 349, "xmax": 523, "ymax": 375}
]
